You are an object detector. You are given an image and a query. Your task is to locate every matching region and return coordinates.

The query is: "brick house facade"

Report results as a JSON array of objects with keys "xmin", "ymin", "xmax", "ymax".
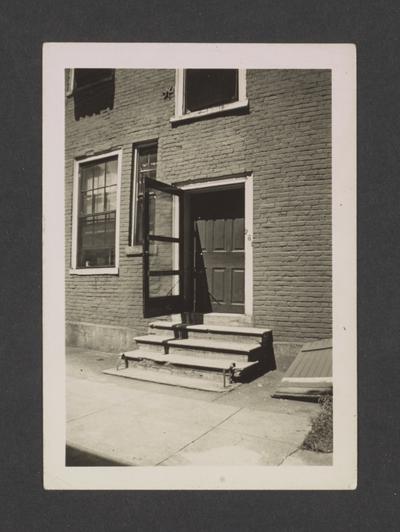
[{"xmin": 65, "ymin": 68, "xmax": 331, "ymax": 362}]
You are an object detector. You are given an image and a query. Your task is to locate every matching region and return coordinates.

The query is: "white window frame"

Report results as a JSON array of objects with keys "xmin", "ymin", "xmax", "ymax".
[
  {"xmin": 70, "ymin": 149, "xmax": 122, "ymax": 275},
  {"xmin": 66, "ymin": 68, "xmax": 75, "ymax": 96},
  {"xmin": 171, "ymin": 69, "xmax": 248, "ymax": 124}
]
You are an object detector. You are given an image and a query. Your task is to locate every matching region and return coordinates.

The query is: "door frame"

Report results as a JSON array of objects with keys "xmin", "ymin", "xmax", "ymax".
[{"xmin": 177, "ymin": 174, "xmax": 253, "ymax": 318}]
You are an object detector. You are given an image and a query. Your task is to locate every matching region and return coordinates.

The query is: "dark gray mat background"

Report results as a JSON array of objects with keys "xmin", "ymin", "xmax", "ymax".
[{"xmin": 1, "ymin": 1, "xmax": 399, "ymax": 530}]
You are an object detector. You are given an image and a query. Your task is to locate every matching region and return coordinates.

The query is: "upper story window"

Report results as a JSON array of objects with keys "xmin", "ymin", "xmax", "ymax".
[
  {"xmin": 132, "ymin": 143, "xmax": 158, "ymax": 245},
  {"xmin": 171, "ymin": 69, "xmax": 248, "ymax": 124},
  {"xmin": 67, "ymin": 69, "xmax": 115, "ymax": 119},
  {"xmin": 68, "ymin": 69, "xmax": 115, "ymax": 94},
  {"xmin": 70, "ymin": 151, "xmax": 121, "ymax": 275},
  {"xmin": 185, "ymin": 69, "xmax": 238, "ymax": 112}
]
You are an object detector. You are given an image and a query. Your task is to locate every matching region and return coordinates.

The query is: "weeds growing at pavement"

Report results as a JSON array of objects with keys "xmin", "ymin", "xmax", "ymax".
[{"xmin": 302, "ymin": 394, "xmax": 333, "ymax": 453}]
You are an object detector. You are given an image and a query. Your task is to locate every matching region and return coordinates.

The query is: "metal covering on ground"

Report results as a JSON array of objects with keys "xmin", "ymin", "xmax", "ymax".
[{"xmin": 272, "ymin": 339, "xmax": 332, "ymax": 400}]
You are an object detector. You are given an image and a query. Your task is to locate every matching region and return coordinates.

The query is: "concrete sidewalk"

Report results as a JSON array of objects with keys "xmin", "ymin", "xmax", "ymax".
[{"xmin": 66, "ymin": 347, "xmax": 332, "ymax": 466}]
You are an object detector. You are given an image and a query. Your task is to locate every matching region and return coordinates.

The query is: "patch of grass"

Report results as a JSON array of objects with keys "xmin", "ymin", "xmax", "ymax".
[{"xmin": 302, "ymin": 394, "xmax": 333, "ymax": 453}]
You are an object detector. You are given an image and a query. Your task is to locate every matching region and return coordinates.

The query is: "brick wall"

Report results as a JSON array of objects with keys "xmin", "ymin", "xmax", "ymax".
[{"xmin": 65, "ymin": 69, "xmax": 331, "ymax": 346}]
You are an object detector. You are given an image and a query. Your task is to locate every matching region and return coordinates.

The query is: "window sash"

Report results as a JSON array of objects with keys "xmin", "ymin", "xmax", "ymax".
[{"xmin": 74, "ymin": 154, "xmax": 119, "ymax": 270}]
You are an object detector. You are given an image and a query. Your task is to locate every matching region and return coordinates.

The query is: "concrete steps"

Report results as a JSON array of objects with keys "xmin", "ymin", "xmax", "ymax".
[{"xmin": 113, "ymin": 320, "xmax": 276, "ymax": 390}]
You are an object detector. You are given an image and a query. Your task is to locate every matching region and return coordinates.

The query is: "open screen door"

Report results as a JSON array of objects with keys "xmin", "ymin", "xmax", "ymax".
[{"xmin": 143, "ymin": 177, "xmax": 185, "ymax": 318}]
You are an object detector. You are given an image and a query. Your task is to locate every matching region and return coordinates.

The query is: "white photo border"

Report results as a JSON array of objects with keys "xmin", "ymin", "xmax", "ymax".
[{"xmin": 43, "ymin": 43, "xmax": 357, "ymax": 490}]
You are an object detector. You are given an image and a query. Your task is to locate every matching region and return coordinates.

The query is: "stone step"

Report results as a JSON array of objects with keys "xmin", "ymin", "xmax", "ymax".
[
  {"xmin": 124, "ymin": 350, "xmax": 256, "ymax": 371},
  {"xmin": 166, "ymin": 338, "xmax": 262, "ymax": 362},
  {"xmin": 185, "ymin": 324, "xmax": 271, "ymax": 344},
  {"xmin": 133, "ymin": 334, "xmax": 173, "ymax": 353},
  {"xmin": 147, "ymin": 321, "xmax": 180, "ymax": 339},
  {"xmin": 148, "ymin": 321, "xmax": 272, "ymax": 345},
  {"xmin": 122, "ymin": 350, "xmax": 257, "ymax": 383},
  {"xmin": 103, "ymin": 366, "xmax": 239, "ymax": 393}
]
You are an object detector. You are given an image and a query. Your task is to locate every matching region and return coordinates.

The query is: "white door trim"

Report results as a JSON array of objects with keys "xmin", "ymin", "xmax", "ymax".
[
  {"xmin": 244, "ymin": 174, "xmax": 253, "ymax": 316},
  {"xmin": 178, "ymin": 174, "xmax": 253, "ymax": 317}
]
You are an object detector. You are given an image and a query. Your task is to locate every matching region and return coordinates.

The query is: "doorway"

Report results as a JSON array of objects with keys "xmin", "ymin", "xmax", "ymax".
[
  {"xmin": 142, "ymin": 175, "xmax": 253, "ymax": 320},
  {"xmin": 189, "ymin": 184, "xmax": 246, "ymax": 315}
]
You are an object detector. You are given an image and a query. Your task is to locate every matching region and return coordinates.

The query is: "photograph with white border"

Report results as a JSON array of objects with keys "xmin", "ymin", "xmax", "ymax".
[{"xmin": 43, "ymin": 43, "xmax": 356, "ymax": 490}]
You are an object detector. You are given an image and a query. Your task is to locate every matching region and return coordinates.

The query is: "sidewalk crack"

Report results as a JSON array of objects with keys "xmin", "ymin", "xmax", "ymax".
[
  {"xmin": 278, "ymin": 444, "xmax": 301, "ymax": 466},
  {"xmin": 155, "ymin": 406, "xmax": 243, "ymax": 466}
]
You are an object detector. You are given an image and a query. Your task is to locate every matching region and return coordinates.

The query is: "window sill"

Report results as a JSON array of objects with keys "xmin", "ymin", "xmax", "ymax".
[
  {"xmin": 170, "ymin": 98, "xmax": 249, "ymax": 124},
  {"xmin": 69, "ymin": 267, "xmax": 119, "ymax": 275}
]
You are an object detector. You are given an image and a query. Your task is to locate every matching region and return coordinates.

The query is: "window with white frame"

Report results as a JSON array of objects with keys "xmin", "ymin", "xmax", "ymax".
[
  {"xmin": 132, "ymin": 143, "xmax": 157, "ymax": 245},
  {"xmin": 68, "ymin": 68, "xmax": 114, "ymax": 95},
  {"xmin": 72, "ymin": 152, "xmax": 121, "ymax": 271},
  {"xmin": 172, "ymin": 69, "xmax": 247, "ymax": 122}
]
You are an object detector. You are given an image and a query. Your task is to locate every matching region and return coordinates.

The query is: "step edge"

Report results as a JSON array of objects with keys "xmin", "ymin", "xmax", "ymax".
[
  {"xmin": 134, "ymin": 335, "xmax": 175, "ymax": 344},
  {"xmin": 103, "ymin": 368, "xmax": 234, "ymax": 392},
  {"xmin": 149, "ymin": 321, "xmax": 180, "ymax": 329},
  {"xmin": 149, "ymin": 321, "xmax": 271, "ymax": 336},
  {"xmin": 123, "ymin": 351, "xmax": 257, "ymax": 370},
  {"xmin": 186, "ymin": 324, "xmax": 271, "ymax": 336},
  {"xmin": 167, "ymin": 338, "xmax": 261, "ymax": 353}
]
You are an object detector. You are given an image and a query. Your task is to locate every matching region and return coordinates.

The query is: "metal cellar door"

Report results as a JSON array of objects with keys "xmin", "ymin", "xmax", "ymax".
[{"xmin": 142, "ymin": 177, "xmax": 185, "ymax": 318}]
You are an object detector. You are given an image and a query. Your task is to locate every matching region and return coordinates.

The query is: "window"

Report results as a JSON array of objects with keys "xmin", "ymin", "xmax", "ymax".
[
  {"xmin": 71, "ymin": 151, "xmax": 121, "ymax": 274},
  {"xmin": 67, "ymin": 69, "xmax": 116, "ymax": 118},
  {"xmin": 172, "ymin": 69, "xmax": 248, "ymax": 123},
  {"xmin": 68, "ymin": 69, "xmax": 115, "ymax": 94},
  {"xmin": 132, "ymin": 144, "xmax": 157, "ymax": 245},
  {"xmin": 185, "ymin": 69, "xmax": 238, "ymax": 112}
]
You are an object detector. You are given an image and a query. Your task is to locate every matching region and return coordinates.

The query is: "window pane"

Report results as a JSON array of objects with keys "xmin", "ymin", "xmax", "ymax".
[
  {"xmin": 80, "ymin": 216, "xmax": 94, "ymax": 248},
  {"xmin": 93, "ymin": 188, "xmax": 104, "ymax": 213},
  {"xmin": 149, "ymin": 151, "xmax": 157, "ymax": 165},
  {"xmin": 149, "ymin": 241, "xmax": 179, "ymax": 272},
  {"xmin": 105, "ymin": 187, "xmax": 116, "ymax": 211},
  {"xmin": 148, "ymin": 187, "xmax": 179, "ymax": 238},
  {"xmin": 134, "ymin": 196, "xmax": 144, "ymax": 244},
  {"xmin": 149, "ymin": 274, "xmax": 180, "ymax": 298},
  {"xmin": 185, "ymin": 69, "xmax": 238, "ymax": 113},
  {"xmin": 92, "ymin": 163, "xmax": 105, "ymax": 189},
  {"xmin": 148, "ymin": 194, "xmax": 156, "ymax": 235},
  {"xmin": 138, "ymin": 149, "xmax": 157, "ymax": 180},
  {"xmin": 106, "ymin": 158, "xmax": 118, "ymax": 186},
  {"xmin": 80, "ymin": 166, "xmax": 93, "ymax": 191},
  {"xmin": 79, "ymin": 248, "xmax": 115, "ymax": 268},
  {"xmin": 104, "ymin": 215, "xmax": 116, "ymax": 246},
  {"xmin": 134, "ymin": 145, "xmax": 157, "ymax": 244},
  {"xmin": 78, "ymin": 213, "xmax": 116, "ymax": 268},
  {"xmin": 80, "ymin": 191, "xmax": 93, "ymax": 215}
]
